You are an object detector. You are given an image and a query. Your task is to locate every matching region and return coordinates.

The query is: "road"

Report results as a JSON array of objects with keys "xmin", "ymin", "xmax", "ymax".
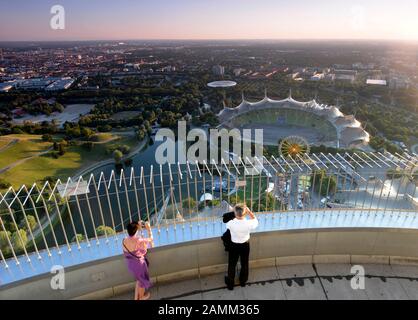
[{"xmin": 0, "ymin": 139, "xmax": 18, "ymax": 153}]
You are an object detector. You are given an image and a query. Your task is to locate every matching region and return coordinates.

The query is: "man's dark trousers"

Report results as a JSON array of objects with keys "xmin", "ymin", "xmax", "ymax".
[{"xmin": 225, "ymin": 241, "xmax": 250, "ymax": 289}]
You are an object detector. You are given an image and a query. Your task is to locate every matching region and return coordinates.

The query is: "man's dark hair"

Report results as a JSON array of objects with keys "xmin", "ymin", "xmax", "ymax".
[
  {"xmin": 127, "ymin": 222, "xmax": 139, "ymax": 236},
  {"xmin": 234, "ymin": 204, "xmax": 245, "ymax": 218}
]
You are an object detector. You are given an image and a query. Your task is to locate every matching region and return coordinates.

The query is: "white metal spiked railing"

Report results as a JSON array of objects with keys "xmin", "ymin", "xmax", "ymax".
[{"xmin": 0, "ymin": 152, "xmax": 417, "ymax": 271}]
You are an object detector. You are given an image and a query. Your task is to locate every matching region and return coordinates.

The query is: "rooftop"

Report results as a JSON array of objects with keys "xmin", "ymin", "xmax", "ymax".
[{"xmin": 207, "ymin": 80, "xmax": 237, "ymax": 88}]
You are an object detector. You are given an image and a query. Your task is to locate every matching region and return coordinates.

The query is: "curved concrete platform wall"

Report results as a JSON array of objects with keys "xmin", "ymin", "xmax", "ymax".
[{"xmin": 3, "ymin": 227, "xmax": 418, "ymax": 300}]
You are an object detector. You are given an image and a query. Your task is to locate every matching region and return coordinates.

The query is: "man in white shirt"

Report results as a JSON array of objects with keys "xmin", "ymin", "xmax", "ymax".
[{"xmin": 224, "ymin": 204, "xmax": 258, "ymax": 290}]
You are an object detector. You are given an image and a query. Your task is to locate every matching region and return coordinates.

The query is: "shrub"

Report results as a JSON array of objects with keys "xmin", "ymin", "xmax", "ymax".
[
  {"xmin": 71, "ymin": 234, "xmax": 85, "ymax": 243},
  {"xmin": 0, "ymin": 230, "xmax": 11, "ymax": 251},
  {"xmin": 42, "ymin": 134, "xmax": 53, "ymax": 142},
  {"xmin": 11, "ymin": 229, "xmax": 28, "ymax": 252},
  {"xmin": 113, "ymin": 150, "xmax": 123, "ymax": 163},
  {"xmin": 98, "ymin": 125, "xmax": 112, "ymax": 132},
  {"xmin": 96, "ymin": 225, "xmax": 116, "ymax": 237},
  {"xmin": 0, "ymin": 178, "xmax": 11, "ymax": 189},
  {"xmin": 19, "ymin": 215, "xmax": 37, "ymax": 231},
  {"xmin": 12, "ymin": 127, "xmax": 24, "ymax": 134},
  {"xmin": 182, "ymin": 197, "xmax": 197, "ymax": 210},
  {"xmin": 119, "ymin": 145, "xmax": 131, "ymax": 155}
]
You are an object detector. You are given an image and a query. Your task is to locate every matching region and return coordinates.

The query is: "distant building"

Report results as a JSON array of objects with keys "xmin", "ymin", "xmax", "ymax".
[
  {"xmin": 124, "ymin": 63, "xmax": 141, "ymax": 71},
  {"xmin": 353, "ymin": 62, "xmax": 376, "ymax": 70},
  {"xmin": 332, "ymin": 70, "xmax": 357, "ymax": 83},
  {"xmin": 334, "ymin": 69, "xmax": 357, "ymax": 76},
  {"xmin": 45, "ymin": 78, "xmax": 75, "ymax": 91},
  {"xmin": 233, "ymin": 68, "xmax": 245, "ymax": 76},
  {"xmin": 366, "ymin": 79, "xmax": 387, "ymax": 86},
  {"xmin": 160, "ymin": 65, "xmax": 176, "ymax": 72},
  {"xmin": 311, "ymin": 73, "xmax": 325, "ymax": 81},
  {"xmin": 389, "ymin": 77, "xmax": 410, "ymax": 89},
  {"xmin": 0, "ymin": 82, "xmax": 14, "ymax": 92},
  {"xmin": 17, "ymin": 78, "xmax": 54, "ymax": 90},
  {"xmin": 212, "ymin": 65, "xmax": 225, "ymax": 76},
  {"xmin": 15, "ymin": 77, "xmax": 75, "ymax": 91},
  {"xmin": 291, "ymin": 72, "xmax": 300, "ymax": 79}
]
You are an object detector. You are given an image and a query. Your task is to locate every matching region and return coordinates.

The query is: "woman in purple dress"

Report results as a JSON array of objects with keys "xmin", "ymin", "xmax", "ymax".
[{"xmin": 123, "ymin": 221, "xmax": 154, "ymax": 300}]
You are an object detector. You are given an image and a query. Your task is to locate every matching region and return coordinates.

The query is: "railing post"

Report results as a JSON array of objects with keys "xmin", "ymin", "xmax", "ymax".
[
  {"xmin": 35, "ymin": 184, "xmax": 61, "ymax": 254},
  {"xmin": 210, "ymin": 162, "xmax": 215, "ymax": 221},
  {"xmin": 11, "ymin": 187, "xmax": 42, "ymax": 259},
  {"xmin": 120, "ymin": 169, "xmax": 133, "ymax": 223},
  {"xmin": 83, "ymin": 178, "xmax": 100, "ymax": 245},
  {"xmin": 141, "ymin": 167, "xmax": 152, "ymax": 227},
  {"xmin": 0, "ymin": 214, "xmax": 19, "ymax": 265},
  {"xmin": 0, "ymin": 246, "xmax": 8, "ymax": 269},
  {"xmin": 91, "ymin": 174, "xmax": 110, "ymax": 243},
  {"xmin": 130, "ymin": 168, "xmax": 141, "ymax": 222},
  {"xmin": 99, "ymin": 173, "xmax": 120, "ymax": 237},
  {"xmin": 310, "ymin": 170, "xmax": 317, "ymax": 211},
  {"xmin": 167, "ymin": 163, "xmax": 177, "ymax": 230},
  {"xmin": 110, "ymin": 170, "xmax": 125, "ymax": 233},
  {"xmin": 73, "ymin": 185, "xmax": 91, "ymax": 247},
  {"xmin": 194, "ymin": 161, "xmax": 201, "ymax": 227},
  {"xmin": 227, "ymin": 160, "xmax": 232, "ymax": 204},
  {"xmin": 177, "ymin": 162, "xmax": 184, "ymax": 228},
  {"xmin": 185, "ymin": 161, "xmax": 193, "ymax": 226},
  {"xmin": 24, "ymin": 184, "xmax": 51, "ymax": 257},
  {"xmin": 383, "ymin": 171, "xmax": 397, "ymax": 215},
  {"xmin": 63, "ymin": 196, "xmax": 81, "ymax": 249},
  {"xmin": 149, "ymin": 165, "xmax": 160, "ymax": 232},
  {"xmin": 5, "ymin": 204, "xmax": 31, "ymax": 262}
]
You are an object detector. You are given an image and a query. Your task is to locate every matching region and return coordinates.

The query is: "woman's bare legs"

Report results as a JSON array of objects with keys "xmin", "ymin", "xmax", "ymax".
[
  {"xmin": 136, "ymin": 284, "xmax": 150, "ymax": 300},
  {"xmin": 137, "ymin": 283, "xmax": 144, "ymax": 300},
  {"xmin": 142, "ymin": 292, "xmax": 150, "ymax": 300},
  {"xmin": 134, "ymin": 282, "xmax": 140, "ymax": 300}
]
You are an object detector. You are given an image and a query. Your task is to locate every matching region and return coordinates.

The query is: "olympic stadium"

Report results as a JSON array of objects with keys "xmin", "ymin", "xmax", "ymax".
[{"xmin": 218, "ymin": 91, "xmax": 370, "ymax": 149}]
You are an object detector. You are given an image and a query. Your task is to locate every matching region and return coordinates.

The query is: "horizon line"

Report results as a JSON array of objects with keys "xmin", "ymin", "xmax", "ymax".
[{"xmin": 1, "ymin": 38, "xmax": 418, "ymax": 44}]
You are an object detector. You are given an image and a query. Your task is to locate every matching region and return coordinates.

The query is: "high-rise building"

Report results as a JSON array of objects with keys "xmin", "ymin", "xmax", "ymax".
[{"xmin": 212, "ymin": 65, "xmax": 225, "ymax": 76}]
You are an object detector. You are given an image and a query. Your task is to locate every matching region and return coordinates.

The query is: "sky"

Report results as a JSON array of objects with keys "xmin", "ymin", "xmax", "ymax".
[{"xmin": 1, "ymin": 0, "xmax": 418, "ymax": 41}]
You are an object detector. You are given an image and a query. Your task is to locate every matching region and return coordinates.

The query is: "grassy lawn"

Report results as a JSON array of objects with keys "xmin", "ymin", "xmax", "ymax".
[
  {"xmin": 0, "ymin": 134, "xmax": 53, "ymax": 169},
  {"xmin": 0, "ymin": 139, "xmax": 11, "ymax": 150},
  {"xmin": 0, "ymin": 133, "xmax": 139, "ymax": 188},
  {"xmin": 89, "ymin": 132, "xmax": 114, "ymax": 142},
  {"xmin": 110, "ymin": 111, "xmax": 141, "ymax": 121}
]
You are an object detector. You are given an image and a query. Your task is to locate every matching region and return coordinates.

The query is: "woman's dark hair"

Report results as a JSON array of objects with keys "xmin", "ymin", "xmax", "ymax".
[{"xmin": 127, "ymin": 222, "xmax": 139, "ymax": 236}]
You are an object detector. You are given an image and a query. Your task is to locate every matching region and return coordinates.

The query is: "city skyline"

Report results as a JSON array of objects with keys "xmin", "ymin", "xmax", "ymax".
[{"xmin": 1, "ymin": 0, "xmax": 418, "ymax": 41}]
